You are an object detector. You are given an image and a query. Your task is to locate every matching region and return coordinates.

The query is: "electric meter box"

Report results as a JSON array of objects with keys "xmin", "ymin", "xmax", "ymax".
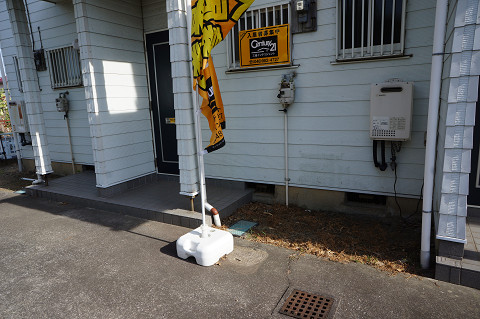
[
  {"xmin": 8, "ymin": 101, "xmax": 28, "ymax": 133},
  {"xmin": 370, "ymin": 81, "xmax": 413, "ymax": 141}
]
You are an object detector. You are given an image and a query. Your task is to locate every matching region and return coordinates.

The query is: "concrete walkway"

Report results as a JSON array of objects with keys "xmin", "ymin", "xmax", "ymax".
[
  {"xmin": 1, "ymin": 191, "xmax": 479, "ymax": 319},
  {"xmin": 26, "ymin": 171, "xmax": 253, "ymax": 228}
]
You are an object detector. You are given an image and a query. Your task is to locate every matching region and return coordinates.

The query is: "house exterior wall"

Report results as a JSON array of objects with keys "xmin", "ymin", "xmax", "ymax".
[
  {"xmin": 0, "ymin": 0, "xmax": 93, "ymax": 166},
  {"xmin": 435, "ymin": 0, "xmax": 458, "ymax": 231},
  {"xmin": 2, "ymin": 0, "xmax": 53, "ymax": 175},
  {"xmin": 142, "ymin": 0, "xmax": 168, "ymax": 33},
  {"xmin": 203, "ymin": 1, "xmax": 435, "ymax": 199},
  {"xmin": 74, "ymin": 0, "xmax": 156, "ymax": 189},
  {"xmin": 166, "ymin": 0, "xmax": 199, "ymax": 196},
  {"xmin": 0, "ymin": 2, "xmax": 34, "ymax": 160},
  {"xmin": 436, "ymin": 0, "xmax": 480, "ymax": 243}
]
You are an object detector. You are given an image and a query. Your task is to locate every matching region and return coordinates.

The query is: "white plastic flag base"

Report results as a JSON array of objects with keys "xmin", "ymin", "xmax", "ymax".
[{"xmin": 176, "ymin": 225, "xmax": 234, "ymax": 266}]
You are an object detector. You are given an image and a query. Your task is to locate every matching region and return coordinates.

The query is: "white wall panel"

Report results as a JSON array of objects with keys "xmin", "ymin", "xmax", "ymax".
[
  {"xmin": 202, "ymin": 0, "xmax": 436, "ymax": 197},
  {"xmin": 142, "ymin": 0, "xmax": 168, "ymax": 33},
  {"xmin": 75, "ymin": 0, "xmax": 155, "ymax": 188}
]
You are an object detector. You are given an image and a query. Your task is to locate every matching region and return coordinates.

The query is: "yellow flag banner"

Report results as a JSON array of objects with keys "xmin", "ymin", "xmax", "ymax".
[
  {"xmin": 192, "ymin": 0, "xmax": 255, "ymax": 153},
  {"xmin": 198, "ymin": 56, "xmax": 225, "ymax": 153}
]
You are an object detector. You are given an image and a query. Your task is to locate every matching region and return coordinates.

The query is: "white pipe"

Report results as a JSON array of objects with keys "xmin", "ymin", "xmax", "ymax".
[
  {"xmin": 186, "ymin": 0, "xmax": 208, "ymax": 238},
  {"xmin": 0, "ymin": 52, "xmax": 22, "ymax": 171},
  {"xmin": 32, "ymin": 173, "xmax": 44, "ymax": 185},
  {"xmin": 65, "ymin": 114, "xmax": 76, "ymax": 174},
  {"xmin": 12, "ymin": 132, "xmax": 22, "ymax": 171},
  {"xmin": 205, "ymin": 202, "xmax": 221, "ymax": 227},
  {"xmin": 421, "ymin": 0, "xmax": 448, "ymax": 269},
  {"xmin": 284, "ymin": 108, "xmax": 289, "ymax": 206}
]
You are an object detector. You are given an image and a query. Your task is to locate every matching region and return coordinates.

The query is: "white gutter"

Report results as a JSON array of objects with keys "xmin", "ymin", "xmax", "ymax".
[
  {"xmin": 421, "ymin": 0, "xmax": 449, "ymax": 269},
  {"xmin": 283, "ymin": 108, "xmax": 289, "ymax": 206},
  {"xmin": 65, "ymin": 114, "xmax": 76, "ymax": 174}
]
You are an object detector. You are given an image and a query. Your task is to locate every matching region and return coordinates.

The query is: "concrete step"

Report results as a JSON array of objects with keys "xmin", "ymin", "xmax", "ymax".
[
  {"xmin": 436, "ymin": 215, "xmax": 480, "ymax": 290},
  {"xmin": 436, "ymin": 256, "xmax": 480, "ymax": 290},
  {"xmin": 26, "ymin": 173, "xmax": 253, "ymax": 229}
]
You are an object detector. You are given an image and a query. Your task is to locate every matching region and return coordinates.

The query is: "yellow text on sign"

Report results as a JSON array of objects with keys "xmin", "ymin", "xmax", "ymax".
[{"xmin": 239, "ymin": 24, "xmax": 290, "ymax": 68}]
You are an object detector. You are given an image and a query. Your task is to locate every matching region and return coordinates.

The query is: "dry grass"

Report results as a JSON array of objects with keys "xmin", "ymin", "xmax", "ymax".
[{"xmin": 222, "ymin": 202, "xmax": 428, "ymax": 276}]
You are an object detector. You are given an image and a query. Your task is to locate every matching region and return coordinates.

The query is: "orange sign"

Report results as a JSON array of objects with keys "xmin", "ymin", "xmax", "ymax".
[{"xmin": 239, "ymin": 24, "xmax": 290, "ymax": 68}]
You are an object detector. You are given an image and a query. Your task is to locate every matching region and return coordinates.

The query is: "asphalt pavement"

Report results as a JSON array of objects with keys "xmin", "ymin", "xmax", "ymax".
[{"xmin": 1, "ymin": 190, "xmax": 479, "ymax": 319}]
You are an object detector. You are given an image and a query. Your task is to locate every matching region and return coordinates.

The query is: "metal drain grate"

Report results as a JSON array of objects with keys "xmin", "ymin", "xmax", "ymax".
[{"xmin": 279, "ymin": 290, "xmax": 334, "ymax": 319}]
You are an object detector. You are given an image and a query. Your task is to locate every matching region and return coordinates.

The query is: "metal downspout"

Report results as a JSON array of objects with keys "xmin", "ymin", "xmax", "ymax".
[{"xmin": 421, "ymin": 0, "xmax": 449, "ymax": 269}]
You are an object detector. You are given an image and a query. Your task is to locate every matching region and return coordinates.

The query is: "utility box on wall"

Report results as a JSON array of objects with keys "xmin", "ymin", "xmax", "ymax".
[
  {"xmin": 8, "ymin": 101, "xmax": 28, "ymax": 133},
  {"xmin": 290, "ymin": 0, "xmax": 317, "ymax": 33},
  {"xmin": 370, "ymin": 81, "xmax": 413, "ymax": 141}
]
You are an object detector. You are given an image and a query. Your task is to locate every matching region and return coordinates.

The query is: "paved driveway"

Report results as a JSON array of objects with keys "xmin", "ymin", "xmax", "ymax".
[{"xmin": 1, "ymin": 191, "xmax": 479, "ymax": 318}]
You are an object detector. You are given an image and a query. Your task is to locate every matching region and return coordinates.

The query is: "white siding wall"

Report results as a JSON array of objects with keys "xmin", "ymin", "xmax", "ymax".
[
  {"xmin": 434, "ymin": 0, "xmax": 458, "ymax": 216},
  {"xmin": 166, "ymin": 0, "xmax": 199, "ymax": 195},
  {"xmin": 28, "ymin": 0, "xmax": 92, "ymax": 165},
  {"xmin": 0, "ymin": 0, "xmax": 93, "ymax": 165},
  {"xmin": 3, "ymin": 0, "xmax": 53, "ymax": 174},
  {"xmin": 435, "ymin": 0, "xmax": 480, "ymax": 242},
  {"xmin": 0, "ymin": 3, "xmax": 34, "ymax": 159},
  {"xmin": 74, "ymin": 0, "xmax": 155, "ymax": 188},
  {"xmin": 203, "ymin": 0, "xmax": 435, "ymax": 197},
  {"xmin": 142, "ymin": 0, "xmax": 168, "ymax": 33}
]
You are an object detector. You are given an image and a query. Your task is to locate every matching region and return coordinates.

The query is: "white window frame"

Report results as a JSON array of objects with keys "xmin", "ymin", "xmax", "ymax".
[
  {"xmin": 227, "ymin": 1, "xmax": 291, "ymax": 70},
  {"xmin": 336, "ymin": 0, "xmax": 407, "ymax": 61},
  {"xmin": 46, "ymin": 46, "xmax": 83, "ymax": 89}
]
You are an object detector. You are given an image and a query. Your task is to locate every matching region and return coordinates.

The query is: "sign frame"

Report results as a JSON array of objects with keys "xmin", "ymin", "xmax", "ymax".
[{"xmin": 239, "ymin": 24, "xmax": 290, "ymax": 68}]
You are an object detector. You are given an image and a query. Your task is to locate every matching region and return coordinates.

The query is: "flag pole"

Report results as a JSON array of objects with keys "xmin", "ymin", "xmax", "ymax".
[{"xmin": 186, "ymin": 0, "xmax": 208, "ymax": 237}]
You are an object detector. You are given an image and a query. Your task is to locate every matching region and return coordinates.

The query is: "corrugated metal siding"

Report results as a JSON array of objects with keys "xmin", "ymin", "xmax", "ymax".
[
  {"xmin": 74, "ymin": 0, "xmax": 155, "ymax": 188},
  {"xmin": 202, "ymin": 0, "xmax": 435, "ymax": 197}
]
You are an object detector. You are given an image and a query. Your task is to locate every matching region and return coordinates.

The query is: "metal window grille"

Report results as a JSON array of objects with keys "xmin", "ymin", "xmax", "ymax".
[
  {"xmin": 336, "ymin": 0, "xmax": 406, "ymax": 60},
  {"xmin": 12, "ymin": 56, "xmax": 23, "ymax": 93},
  {"xmin": 46, "ymin": 46, "xmax": 83, "ymax": 89},
  {"xmin": 227, "ymin": 2, "xmax": 291, "ymax": 69}
]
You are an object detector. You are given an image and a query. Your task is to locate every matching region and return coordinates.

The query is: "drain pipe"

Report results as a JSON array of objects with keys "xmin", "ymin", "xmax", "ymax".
[
  {"xmin": 421, "ymin": 0, "xmax": 448, "ymax": 269},
  {"xmin": 205, "ymin": 202, "xmax": 221, "ymax": 227},
  {"xmin": 32, "ymin": 174, "xmax": 44, "ymax": 185},
  {"xmin": 283, "ymin": 107, "xmax": 289, "ymax": 206},
  {"xmin": 64, "ymin": 111, "xmax": 76, "ymax": 174}
]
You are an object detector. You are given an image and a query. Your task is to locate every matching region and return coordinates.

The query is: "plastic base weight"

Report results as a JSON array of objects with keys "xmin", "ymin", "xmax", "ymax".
[{"xmin": 176, "ymin": 225, "xmax": 234, "ymax": 266}]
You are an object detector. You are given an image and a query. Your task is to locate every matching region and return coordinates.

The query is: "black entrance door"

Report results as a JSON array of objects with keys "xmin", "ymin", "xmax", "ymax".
[
  {"xmin": 469, "ymin": 82, "xmax": 480, "ymax": 206},
  {"xmin": 146, "ymin": 31, "xmax": 179, "ymax": 174}
]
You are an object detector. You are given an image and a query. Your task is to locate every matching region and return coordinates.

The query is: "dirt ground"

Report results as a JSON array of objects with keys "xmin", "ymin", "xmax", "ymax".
[
  {"xmin": 221, "ymin": 202, "xmax": 431, "ymax": 277},
  {"xmin": 0, "ymin": 161, "xmax": 37, "ymax": 192}
]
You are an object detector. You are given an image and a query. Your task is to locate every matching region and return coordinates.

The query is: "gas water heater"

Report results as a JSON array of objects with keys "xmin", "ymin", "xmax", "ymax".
[{"xmin": 370, "ymin": 80, "xmax": 413, "ymax": 171}]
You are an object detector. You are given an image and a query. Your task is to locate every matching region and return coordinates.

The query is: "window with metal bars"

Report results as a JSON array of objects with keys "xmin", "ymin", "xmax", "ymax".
[
  {"xmin": 336, "ymin": 0, "xmax": 406, "ymax": 61},
  {"xmin": 46, "ymin": 46, "xmax": 83, "ymax": 89},
  {"xmin": 227, "ymin": 2, "xmax": 291, "ymax": 69}
]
